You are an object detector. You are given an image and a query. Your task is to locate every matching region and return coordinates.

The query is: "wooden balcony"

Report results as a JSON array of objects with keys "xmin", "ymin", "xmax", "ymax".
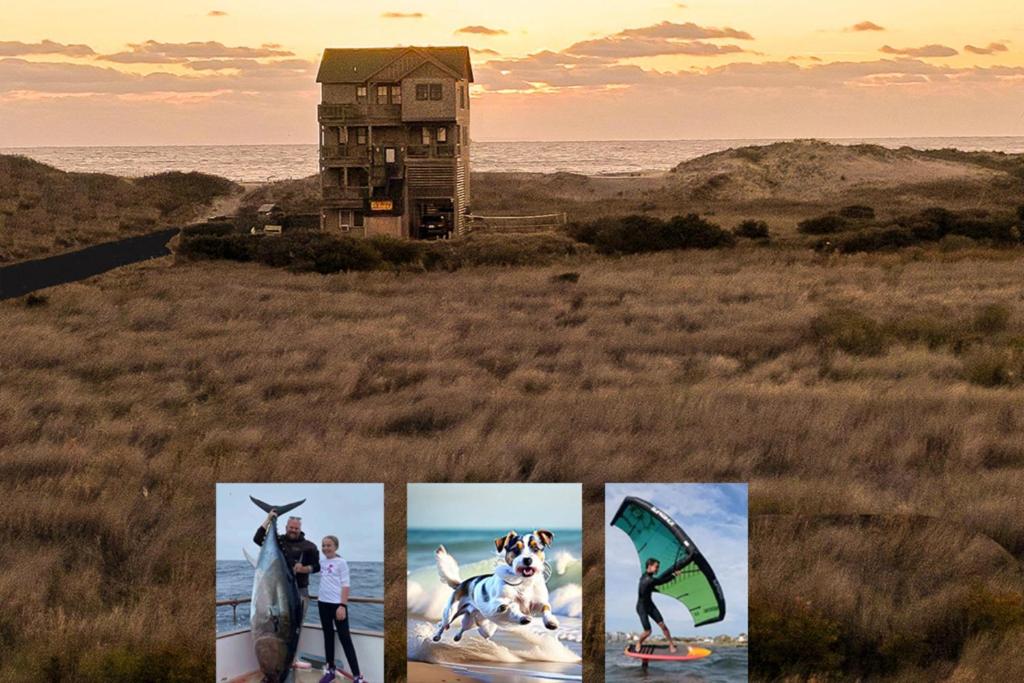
[
  {"xmin": 406, "ymin": 144, "xmax": 457, "ymax": 159},
  {"xmin": 322, "ymin": 186, "xmax": 368, "ymax": 201},
  {"xmin": 320, "ymin": 145, "xmax": 368, "ymax": 164},
  {"xmin": 318, "ymin": 103, "xmax": 402, "ymax": 124}
]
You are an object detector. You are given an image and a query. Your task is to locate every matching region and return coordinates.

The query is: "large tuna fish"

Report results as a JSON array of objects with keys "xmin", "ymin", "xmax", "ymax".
[{"xmin": 249, "ymin": 496, "xmax": 305, "ymax": 683}]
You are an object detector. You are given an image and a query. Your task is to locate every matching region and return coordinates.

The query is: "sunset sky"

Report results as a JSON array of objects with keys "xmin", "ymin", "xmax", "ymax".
[{"xmin": 2, "ymin": 0, "xmax": 1022, "ymax": 145}]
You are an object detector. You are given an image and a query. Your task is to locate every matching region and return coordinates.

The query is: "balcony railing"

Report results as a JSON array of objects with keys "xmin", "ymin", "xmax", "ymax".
[
  {"xmin": 322, "ymin": 186, "xmax": 368, "ymax": 201},
  {"xmin": 321, "ymin": 145, "xmax": 368, "ymax": 163},
  {"xmin": 217, "ymin": 595, "xmax": 383, "ymax": 626},
  {"xmin": 318, "ymin": 103, "xmax": 366, "ymax": 120},
  {"xmin": 318, "ymin": 103, "xmax": 402, "ymax": 122},
  {"xmin": 406, "ymin": 144, "xmax": 457, "ymax": 159}
]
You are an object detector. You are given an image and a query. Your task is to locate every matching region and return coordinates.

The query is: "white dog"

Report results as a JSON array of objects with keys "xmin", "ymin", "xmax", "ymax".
[{"xmin": 432, "ymin": 530, "xmax": 560, "ymax": 642}]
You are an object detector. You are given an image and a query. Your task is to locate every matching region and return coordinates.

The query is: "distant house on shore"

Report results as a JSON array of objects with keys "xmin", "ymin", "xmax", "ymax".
[{"xmin": 316, "ymin": 46, "xmax": 473, "ymax": 239}]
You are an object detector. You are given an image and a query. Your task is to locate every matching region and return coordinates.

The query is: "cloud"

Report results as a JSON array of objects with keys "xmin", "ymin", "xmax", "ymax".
[
  {"xmin": 0, "ymin": 39, "xmax": 95, "ymax": 57},
  {"xmin": 848, "ymin": 21, "xmax": 885, "ymax": 32},
  {"xmin": 99, "ymin": 52, "xmax": 189, "ymax": 64},
  {"xmin": 619, "ymin": 21, "xmax": 753, "ymax": 41},
  {"xmin": 475, "ymin": 51, "xmax": 1024, "ymax": 95},
  {"xmin": 561, "ymin": 20, "xmax": 753, "ymax": 59},
  {"xmin": 565, "ymin": 37, "xmax": 746, "ymax": 58},
  {"xmin": 382, "ymin": 11, "xmax": 424, "ymax": 19},
  {"xmin": 471, "ymin": 48, "xmax": 500, "ymax": 57},
  {"xmin": 964, "ymin": 42, "xmax": 1009, "ymax": 55},
  {"xmin": 456, "ymin": 25, "xmax": 507, "ymax": 36},
  {"xmin": 208, "ymin": 10, "xmax": 227, "ymax": 17},
  {"xmin": 98, "ymin": 40, "xmax": 294, "ymax": 63},
  {"xmin": 879, "ymin": 44, "xmax": 959, "ymax": 58},
  {"xmin": 0, "ymin": 56, "xmax": 316, "ymax": 95}
]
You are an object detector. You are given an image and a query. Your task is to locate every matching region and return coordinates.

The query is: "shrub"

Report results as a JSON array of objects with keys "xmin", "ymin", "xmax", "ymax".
[
  {"xmin": 899, "ymin": 207, "xmax": 957, "ymax": 241},
  {"xmin": 948, "ymin": 211, "xmax": 1019, "ymax": 243},
  {"xmin": 839, "ymin": 205, "xmax": 876, "ymax": 220},
  {"xmin": 177, "ymin": 234, "xmax": 254, "ymax": 261},
  {"xmin": 665, "ymin": 214, "xmax": 736, "ymax": 249},
  {"xmin": 23, "ymin": 293, "xmax": 48, "ymax": 307},
  {"xmin": 310, "ymin": 236, "xmax": 382, "ymax": 273},
  {"xmin": 973, "ymin": 303, "xmax": 1011, "ymax": 335},
  {"xmin": 811, "ymin": 308, "xmax": 887, "ymax": 356},
  {"xmin": 440, "ymin": 233, "xmax": 585, "ymax": 267},
  {"xmin": 733, "ymin": 219, "xmax": 770, "ymax": 241},
  {"xmin": 826, "ymin": 227, "xmax": 918, "ymax": 254},
  {"xmin": 366, "ymin": 235, "xmax": 424, "ymax": 266},
  {"xmin": 568, "ymin": 214, "xmax": 734, "ymax": 254},
  {"xmin": 798, "ymin": 213, "xmax": 849, "ymax": 235},
  {"xmin": 181, "ymin": 221, "xmax": 236, "ymax": 238}
]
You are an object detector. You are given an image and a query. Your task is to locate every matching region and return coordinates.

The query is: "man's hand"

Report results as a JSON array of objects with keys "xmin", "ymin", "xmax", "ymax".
[
  {"xmin": 263, "ymin": 510, "xmax": 278, "ymax": 528},
  {"xmin": 673, "ymin": 569, "xmax": 682, "ymax": 577},
  {"xmin": 293, "ymin": 562, "xmax": 306, "ymax": 574},
  {"xmin": 336, "ymin": 605, "xmax": 347, "ymax": 621}
]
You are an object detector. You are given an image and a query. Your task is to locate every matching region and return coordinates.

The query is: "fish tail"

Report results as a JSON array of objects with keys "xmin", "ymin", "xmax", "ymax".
[{"xmin": 250, "ymin": 496, "xmax": 306, "ymax": 516}]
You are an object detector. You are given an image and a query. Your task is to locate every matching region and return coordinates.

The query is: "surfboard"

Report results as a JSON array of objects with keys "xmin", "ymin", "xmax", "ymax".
[{"xmin": 624, "ymin": 644, "xmax": 712, "ymax": 662}]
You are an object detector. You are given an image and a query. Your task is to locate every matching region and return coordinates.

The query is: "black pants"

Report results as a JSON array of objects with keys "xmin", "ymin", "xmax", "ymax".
[{"xmin": 318, "ymin": 601, "xmax": 360, "ymax": 677}]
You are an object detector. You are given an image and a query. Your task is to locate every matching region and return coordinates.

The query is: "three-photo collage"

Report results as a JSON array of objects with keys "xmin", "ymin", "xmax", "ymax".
[{"xmin": 215, "ymin": 483, "xmax": 748, "ymax": 682}]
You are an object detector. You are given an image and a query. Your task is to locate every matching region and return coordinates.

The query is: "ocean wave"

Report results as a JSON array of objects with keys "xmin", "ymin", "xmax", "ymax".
[{"xmin": 409, "ymin": 621, "xmax": 582, "ymax": 664}]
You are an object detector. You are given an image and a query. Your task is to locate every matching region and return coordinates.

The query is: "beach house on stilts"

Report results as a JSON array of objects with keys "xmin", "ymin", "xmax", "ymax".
[{"xmin": 316, "ymin": 46, "xmax": 473, "ymax": 239}]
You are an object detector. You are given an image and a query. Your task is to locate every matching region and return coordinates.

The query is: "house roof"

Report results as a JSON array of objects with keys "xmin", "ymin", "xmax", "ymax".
[{"xmin": 316, "ymin": 46, "xmax": 473, "ymax": 84}]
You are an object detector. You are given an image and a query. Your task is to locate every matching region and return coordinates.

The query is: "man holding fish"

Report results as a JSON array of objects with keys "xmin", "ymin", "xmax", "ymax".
[{"xmin": 254, "ymin": 506, "xmax": 320, "ymax": 612}]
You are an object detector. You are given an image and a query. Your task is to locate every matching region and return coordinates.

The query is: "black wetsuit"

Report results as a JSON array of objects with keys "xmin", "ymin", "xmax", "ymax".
[{"xmin": 636, "ymin": 565, "xmax": 680, "ymax": 630}]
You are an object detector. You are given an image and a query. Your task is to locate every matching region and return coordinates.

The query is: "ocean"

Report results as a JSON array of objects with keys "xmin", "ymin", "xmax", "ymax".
[
  {"xmin": 4, "ymin": 137, "xmax": 1023, "ymax": 182},
  {"xmin": 216, "ymin": 559, "xmax": 384, "ymax": 634}
]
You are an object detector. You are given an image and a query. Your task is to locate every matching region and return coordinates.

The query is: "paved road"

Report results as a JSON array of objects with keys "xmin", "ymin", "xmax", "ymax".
[{"xmin": 0, "ymin": 228, "xmax": 180, "ymax": 300}]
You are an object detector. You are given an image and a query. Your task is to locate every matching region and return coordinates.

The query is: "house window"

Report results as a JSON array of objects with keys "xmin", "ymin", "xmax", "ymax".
[
  {"xmin": 462, "ymin": 126, "xmax": 469, "ymax": 146},
  {"xmin": 416, "ymin": 84, "xmax": 429, "ymax": 101},
  {"xmin": 421, "ymin": 127, "xmax": 431, "ymax": 145},
  {"xmin": 429, "ymin": 83, "xmax": 442, "ymax": 100},
  {"xmin": 353, "ymin": 212, "xmax": 365, "ymax": 227},
  {"xmin": 339, "ymin": 210, "xmax": 350, "ymax": 232},
  {"xmin": 377, "ymin": 85, "xmax": 388, "ymax": 104},
  {"xmin": 355, "ymin": 127, "xmax": 367, "ymax": 145},
  {"xmin": 437, "ymin": 127, "xmax": 447, "ymax": 143},
  {"xmin": 391, "ymin": 85, "xmax": 402, "ymax": 104},
  {"xmin": 356, "ymin": 85, "xmax": 367, "ymax": 102},
  {"xmin": 459, "ymin": 84, "xmax": 466, "ymax": 109},
  {"xmin": 385, "ymin": 147, "xmax": 396, "ymax": 163}
]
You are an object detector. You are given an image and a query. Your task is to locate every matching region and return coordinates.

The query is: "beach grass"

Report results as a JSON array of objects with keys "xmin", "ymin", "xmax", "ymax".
[{"xmin": 2, "ymin": 247, "xmax": 1024, "ymax": 680}]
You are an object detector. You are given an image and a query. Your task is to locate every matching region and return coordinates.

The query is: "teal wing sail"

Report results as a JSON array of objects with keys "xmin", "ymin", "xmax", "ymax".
[{"xmin": 611, "ymin": 496, "xmax": 726, "ymax": 627}]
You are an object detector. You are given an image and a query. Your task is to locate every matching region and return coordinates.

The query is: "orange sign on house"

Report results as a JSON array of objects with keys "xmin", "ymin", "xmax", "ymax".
[{"xmin": 370, "ymin": 200, "xmax": 394, "ymax": 212}]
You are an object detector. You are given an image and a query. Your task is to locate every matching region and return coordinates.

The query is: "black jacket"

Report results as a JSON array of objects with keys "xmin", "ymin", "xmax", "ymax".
[{"xmin": 253, "ymin": 527, "xmax": 320, "ymax": 589}]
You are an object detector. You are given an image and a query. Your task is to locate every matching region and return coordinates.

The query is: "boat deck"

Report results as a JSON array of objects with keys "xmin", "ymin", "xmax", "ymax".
[{"xmin": 232, "ymin": 668, "xmax": 333, "ymax": 682}]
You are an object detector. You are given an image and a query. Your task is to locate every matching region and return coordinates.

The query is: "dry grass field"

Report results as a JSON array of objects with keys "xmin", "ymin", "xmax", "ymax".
[{"xmin": 2, "ymin": 246, "xmax": 1024, "ymax": 681}]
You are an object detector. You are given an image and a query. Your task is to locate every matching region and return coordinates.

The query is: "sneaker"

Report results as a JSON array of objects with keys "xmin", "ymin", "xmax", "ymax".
[
  {"xmin": 318, "ymin": 668, "xmax": 336, "ymax": 683},
  {"xmin": 353, "ymin": 677, "xmax": 366, "ymax": 683}
]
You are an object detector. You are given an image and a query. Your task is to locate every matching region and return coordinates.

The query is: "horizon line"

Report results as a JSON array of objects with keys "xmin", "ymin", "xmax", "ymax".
[{"xmin": 4, "ymin": 133, "xmax": 1024, "ymax": 150}]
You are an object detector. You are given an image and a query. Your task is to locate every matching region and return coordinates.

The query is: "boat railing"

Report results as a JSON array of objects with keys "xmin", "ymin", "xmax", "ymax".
[{"xmin": 217, "ymin": 595, "xmax": 384, "ymax": 626}]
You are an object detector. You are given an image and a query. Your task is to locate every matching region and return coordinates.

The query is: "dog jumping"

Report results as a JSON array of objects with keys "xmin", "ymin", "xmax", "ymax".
[{"xmin": 432, "ymin": 530, "xmax": 560, "ymax": 642}]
